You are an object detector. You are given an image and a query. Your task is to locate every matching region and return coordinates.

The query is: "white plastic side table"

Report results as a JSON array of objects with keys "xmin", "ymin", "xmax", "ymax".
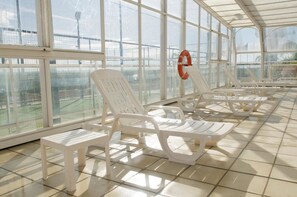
[{"xmin": 40, "ymin": 129, "xmax": 110, "ymax": 192}]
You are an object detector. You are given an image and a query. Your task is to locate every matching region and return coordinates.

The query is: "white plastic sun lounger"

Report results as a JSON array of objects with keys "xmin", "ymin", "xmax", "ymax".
[
  {"xmin": 91, "ymin": 69, "xmax": 234, "ymax": 165},
  {"xmin": 223, "ymin": 67, "xmax": 280, "ymax": 96},
  {"xmin": 182, "ymin": 66, "xmax": 268, "ymax": 116}
]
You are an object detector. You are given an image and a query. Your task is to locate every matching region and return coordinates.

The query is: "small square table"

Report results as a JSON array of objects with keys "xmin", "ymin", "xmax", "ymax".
[{"xmin": 40, "ymin": 129, "xmax": 110, "ymax": 192}]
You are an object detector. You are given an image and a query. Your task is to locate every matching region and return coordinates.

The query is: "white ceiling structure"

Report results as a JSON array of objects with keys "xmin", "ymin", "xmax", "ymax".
[{"xmin": 197, "ymin": 0, "xmax": 297, "ymax": 28}]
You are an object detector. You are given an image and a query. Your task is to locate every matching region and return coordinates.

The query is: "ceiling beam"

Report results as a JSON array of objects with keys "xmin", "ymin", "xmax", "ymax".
[
  {"xmin": 195, "ymin": 0, "xmax": 232, "ymax": 29},
  {"xmin": 234, "ymin": 0, "xmax": 261, "ymax": 29}
]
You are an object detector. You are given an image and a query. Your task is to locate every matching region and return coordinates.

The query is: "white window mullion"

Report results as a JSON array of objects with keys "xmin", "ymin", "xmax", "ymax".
[{"xmin": 160, "ymin": 0, "xmax": 167, "ymax": 100}]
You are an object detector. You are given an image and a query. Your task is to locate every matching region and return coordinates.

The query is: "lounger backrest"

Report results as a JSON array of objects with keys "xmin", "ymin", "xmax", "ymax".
[
  {"xmin": 91, "ymin": 69, "xmax": 145, "ymax": 124},
  {"xmin": 187, "ymin": 66, "xmax": 211, "ymax": 93},
  {"xmin": 223, "ymin": 67, "xmax": 241, "ymax": 88}
]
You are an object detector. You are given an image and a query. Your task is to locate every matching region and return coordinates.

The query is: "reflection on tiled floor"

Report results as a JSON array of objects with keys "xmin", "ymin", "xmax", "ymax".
[{"xmin": 1, "ymin": 88, "xmax": 297, "ymax": 196}]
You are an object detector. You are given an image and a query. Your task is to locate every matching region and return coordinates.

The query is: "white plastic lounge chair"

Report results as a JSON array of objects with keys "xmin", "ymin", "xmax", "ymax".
[
  {"xmin": 183, "ymin": 66, "xmax": 268, "ymax": 116},
  {"xmin": 223, "ymin": 67, "xmax": 279, "ymax": 96},
  {"xmin": 91, "ymin": 69, "xmax": 234, "ymax": 165}
]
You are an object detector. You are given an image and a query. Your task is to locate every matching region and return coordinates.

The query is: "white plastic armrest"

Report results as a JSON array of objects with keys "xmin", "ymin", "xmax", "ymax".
[
  {"xmin": 201, "ymin": 91, "xmax": 229, "ymax": 101},
  {"xmin": 145, "ymin": 105, "xmax": 185, "ymax": 121},
  {"xmin": 114, "ymin": 113, "xmax": 160, "ymax": 131}
]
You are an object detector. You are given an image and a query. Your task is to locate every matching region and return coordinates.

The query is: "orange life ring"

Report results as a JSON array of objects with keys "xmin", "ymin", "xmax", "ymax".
[{"xmin": 177, "ymin": 50, "xmax": 192, "ymax": 80}]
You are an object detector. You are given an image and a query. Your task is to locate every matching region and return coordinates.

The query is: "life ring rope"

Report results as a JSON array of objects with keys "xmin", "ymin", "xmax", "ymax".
[{"xmin": 177, "ymin": 50, "xmax": 192, "ymax": 80}]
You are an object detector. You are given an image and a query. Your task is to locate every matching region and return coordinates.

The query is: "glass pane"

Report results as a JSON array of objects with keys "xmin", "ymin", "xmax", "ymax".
[
  {"xmin": 167, "ymin": 17, "xmax": 181, "ymax": 99},
  {"xmin": 186, "ymin": 0, "xmax": 199, "ymax": 24},
  {"xmin": 221, "ymin": 36, "xmax": 229, "ymax": 60},
  {"xmin": 0, "ymin": 0, "xmax": 38, "ymax": 46},
  {"xmin": 265, "ymin": 26, "xmax": 297, "ymax": 51},
  {"xmin": 105, "ymin": 0, "xmax": 138, "ymax": 68},
  {"xmin": 141, "ymin": 0, "xmax": 160, "ymax": 10},
  {"xmin": 50, "ymin": 60, "xmax": 101, "ymax": 125},
  {"xmin": 211, "ymin": 32, "xmax": 218, "ymax": 60},
  {"xmin": 168, "ymin": 0, "xmax": 182, "ymax": 18},
  {"xmin": 237, "ymin": 53, "xmax": 261, "ymax": 63},
  {"xmin": 211, "ymin": 17, "xmax": 219, "ymax": 32},
  {"xmin": 210, "ymin": 63, "xmax": 218, "ymax": 88},
  {"xmin": 221, "ymin": 24, "xmax": 228, "ymax": 35},
  {"xmin": 236, "ymin": 28, "xmax": 260, "ymax": 52},
  {"xmin": 51, "ymin": 0, "xmax": 101, "ymax": 51},
  {"xmin": 200, "ymin": 8, "xmax": 210, "ymax": 29},
  {"xmin": 142, "ymin": 8, "xmax": 161, "ymax": 104},
  {"xmin": 200, "ymin": 28, "xmax": 210, "ymax": 65},
  {"xmin": 0, "ymin": 58, "xmax": 42, "ymax": 138}
]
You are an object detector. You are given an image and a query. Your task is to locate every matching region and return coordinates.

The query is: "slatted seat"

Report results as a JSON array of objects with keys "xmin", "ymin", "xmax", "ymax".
[{"xmin": 91, "ymin": 69, "xmax": 234, "ymax": 165}]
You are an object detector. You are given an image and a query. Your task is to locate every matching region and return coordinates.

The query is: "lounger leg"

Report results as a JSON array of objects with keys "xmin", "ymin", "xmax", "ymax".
[{"xmin": 158, "ymin": 133, "xmax": 208, "ymax": 165}]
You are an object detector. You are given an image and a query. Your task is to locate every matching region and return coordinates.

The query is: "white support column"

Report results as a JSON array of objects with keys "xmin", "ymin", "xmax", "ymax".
[
  {"xmin": 100, "ymin": 0, "xmax": 106, "ymax": 68},
  {"xmin": 259, "ymin": 27, "xmax": 265, "ymax": 79},
  {"xmin": 138, "ymin": 2, "xmax": 143, "ymax": 102},
  {"xmin": 179, "ymin": 0, "xmax": 186, "ymax": 97},
  {"xmin": 160, "ymin": 0, "xmax": 167, "ymax": 100}
]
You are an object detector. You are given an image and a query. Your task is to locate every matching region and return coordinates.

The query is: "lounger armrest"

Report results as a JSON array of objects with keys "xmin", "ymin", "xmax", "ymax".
[
  {"xmin": 201, "ymin": 91, "xmax": 229, "ymax": 101},
  {"xmin": 145, "ymin": 105, "xmax": 185, "ymax": 121},
  {"xmin": 113, "ymin": 113, "xmax": 160, "ymax": 131}
]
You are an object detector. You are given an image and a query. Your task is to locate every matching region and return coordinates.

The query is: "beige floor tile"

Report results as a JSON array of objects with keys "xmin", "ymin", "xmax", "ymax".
[
  {"xmin": 264, "ymin": 179, "xmax": 297, "ymax": 197},
  {"xmin": 16, "ymin": 162, "xmax": 64, "ymax": 181},
  {"xmin": 225, "ymin": 133, "xmax": 254, "ymax": 141},
  {"xmin": 0, "ymin": 150, "xmax": 26, "ymax": 165},
  {"xmin": 207, "ymin": 146, "xmax": 243, "ymax": 158},
  {"xmin": 76, "ymin": 157, "xmax": 111, "ymax": 178},
  {"xmin": 147, "ymin": 159, "xmax": 188, "ymax": 176},
  {"xmin": 275, "ymin": 154, "xmax": 297, "ymax": 167},
  {"xmin": 71, "ymin": 175, "xmax": 119, "ymax": 197},
  {"xmin": 118, "ymin": 151, "xmax": 160, "ymax": 169},
  {"xmin": 256, "ymin": 129, "xmax": 284, "ymax": 138},
  {"xmin": 0, "ymin": 169, "xmax": 32, "ymax": 195},
  {"xmin": 252, "ymin": 136, "xmax": 282, "ymax": 145},
  {"xmin": 8, "ymin": 142, "xmax": 42, "ymax": 158},
  {"xmin": 104, "ymin": 184, "xmax": 155, "ymax": 197},
  {"xmin": 102, "ymin": 163, "xmax": 141, "ymax": 183},
  {"xmin": 197, "ymin": 154, "xmax": 235, "ymax": 169},
  {"xmin": 124, "ymin": 169, "xmax": 175, "ymax": 193},
  {"xmin": 219, "ymin": 171, "xmax": 268, "ymax": 194},
  {"xmin": 232, "ymin": 127, "xmax": 258, "ymax": 135},
  {"xmin": 230, "ymin": 159, "xmax": 272, "ymax": 177},
  {"xmin": 245, "ymin": 142, "xmax": 279, "ymax": 153},
  {"xmin": 216, "ymin": 139, "xmax": 248, "ymax": 149},
  {"xmin": 278, "ymin": 146, "xmax": 297, "ymax": 156},
  {"xmin": 281, "ymin": 138, "xmax": 297, "ymax": 146},
  {"xmin": 284, "ymin": 132, "xmax": 297, "ymax": 139},
  {"xmin": 209, "ymin": 186, "xmax": 261, "ymax": 197},
  {"xmin": 160, "ymin": 177, "xmax": 214, "ymax": 197},
  {"xmin": 270, "ymin": 165, "xmax": 297, "ymax": 183},
  {"xmin": 1, "ymin": 154, "xmax": 41, "ymax": 172},
  {"xmin": 38, "ymin": 169, "xmax": 90, "ymax": 191},
  {"xmin": 4, "ymin": 181, "xmax": 60, "ymax": 197},
  {"xmin": 239, "ymin": 150, "xmax": 276, "ymax": 164},
  {"xmin": 180, "ymin": 164, "xmax": 226, "ymax": 184}
]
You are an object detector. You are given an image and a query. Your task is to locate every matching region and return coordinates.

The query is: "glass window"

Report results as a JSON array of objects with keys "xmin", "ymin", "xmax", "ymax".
[
  {"xmin": 211, "ymin": 32, "xmax": 218, "ymax": 60},
  {"xmin": 0, "ymin": 58, "xmax": 42, "ymax": 137},
  {"xmin": 186, "ymin": 0, "xmax": 199, "ymax": 24},
  {"xmin": 0, "ymin": 0, "xmax": 38, "ymax": 46},
  {"xmin": 236, "ymin": 28, "xmax": 260, "ymax": 52},
  {"xmin": 221, "ymin": 24, "xmax": 228, "ymax": 35},
  {"xmin": 51, "ymin": 0, "xmax": 101, "ymax": 51},
  {"xmin": 200, "ymin": 8, "xmax": 210, "ymax": 29},
  {"xmin": 211, "ymin": 17, "xmax": 219, "ymax": 32},
  {"xmin": 237, "ymin": 53, "xmax": 261, "ymax": 63},
  {"xmin": 50, "ymin": 60, "xmax": 101, "ymax": 125},
  {"xmin": 167, "ymin": 17, "xmax": 181, "ymax": 99},
  {"xmin": 265, "ymin": 26, "xmax": 297, "ymax": 51},
  {"xmin": 141, "ymin": 0, "xmax": 161, "ymax": 11},
  {"xmin": 142, "ymin": 8, "xmax": 161, "ymax": 104},
  {"xmin": 200, "ymin": 28, "xmax": 210, "ymax": 65},
  {"xmin": 221, "ymin": 36, "xmax": 229, "ymax": 60},
  {"xmin": 167, "ymin": 0, "xmax": 182, "ymax": 18}
]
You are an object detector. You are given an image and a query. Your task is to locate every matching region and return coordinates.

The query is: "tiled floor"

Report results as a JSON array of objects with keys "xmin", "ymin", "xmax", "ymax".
[{"xmin": 1, "ymin": 88, "xmax": 297, "ymax": 196}]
